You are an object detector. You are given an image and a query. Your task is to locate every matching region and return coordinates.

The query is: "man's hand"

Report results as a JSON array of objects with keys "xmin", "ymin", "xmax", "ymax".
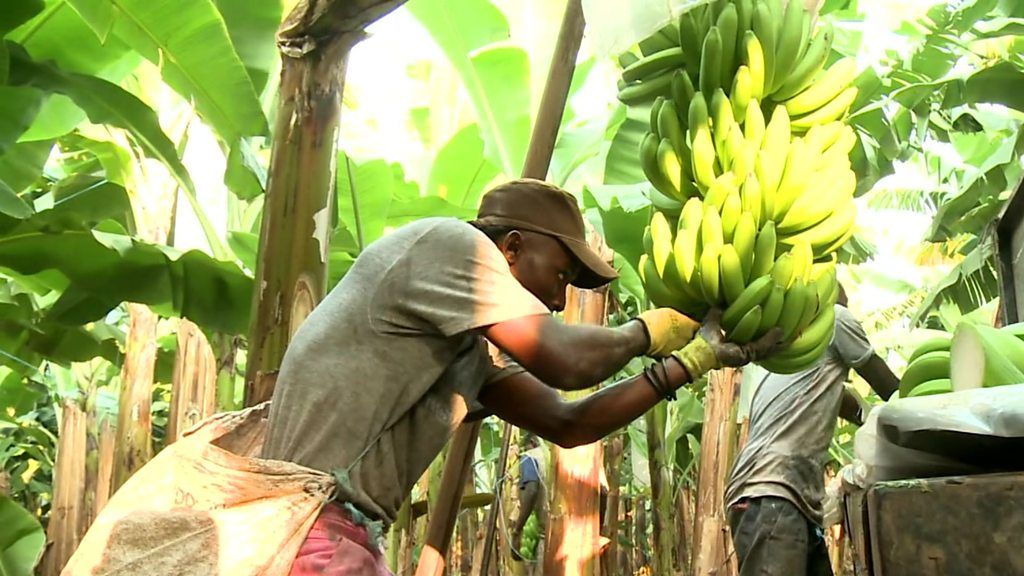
[
  {"xmin": 672, "ymin": 309, "xmax": 784, "ymax": 378},
  {"xmin": 637, "ymin": 308, "xmax": 700, "ymax": 357}
]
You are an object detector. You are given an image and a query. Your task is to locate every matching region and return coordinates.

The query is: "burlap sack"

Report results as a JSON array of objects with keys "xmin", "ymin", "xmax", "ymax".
[{"xmin": 62, "ymin": 402, "xmax": 335, "ymax": 576}]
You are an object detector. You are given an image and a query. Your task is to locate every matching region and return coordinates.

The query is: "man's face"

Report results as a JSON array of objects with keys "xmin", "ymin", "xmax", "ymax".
[{"xmin": 500, "ymin": 230, "xmax": 580, "ymax": 312}]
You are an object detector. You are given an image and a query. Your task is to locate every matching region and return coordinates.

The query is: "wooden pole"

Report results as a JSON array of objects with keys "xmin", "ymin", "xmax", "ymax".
[
  {"xmin": 692, "ymin": 368, "xmax": 740, "ymax": 576},
  {"xmin": 479, "ymin": 425, "xmax": 513, "ymax": 571},
  {"xmin": 416, "ymin": 0, "xmax": 587, "ymax": 573},
  {"xmin": 244, "ymin": 0, "xmax": 407, "ymax": 406},
  {"xmin": 41, "ymin": 401, "xmax": 87, "ymax": 576},
  {"xmin": 542, "ymin": 230, "xmax": 611, "ymax": 576}
]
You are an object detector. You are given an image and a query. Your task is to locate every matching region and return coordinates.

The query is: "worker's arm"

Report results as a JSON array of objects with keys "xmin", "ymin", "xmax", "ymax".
[
  {"xmin": 838, "ymin": 386, "xmax": 865, "ymax": 425},
  {"xmin": 854, "ymin": 354, "xmax": 899, "ymax": 401},
  {"xmin": 484, "ymin": 315, "xmax": 650, "ymax": 391},
  {"xmin": 477, "ymin": 360, "xmax": 691, "ymax": 448}
]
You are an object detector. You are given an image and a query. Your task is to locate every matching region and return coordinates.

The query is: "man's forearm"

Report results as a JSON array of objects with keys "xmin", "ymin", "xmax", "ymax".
[
  {"xmin": 559, "ymin": 359, "xmax": 691, "ymax": 446},
  {"xmin": 549, "ymin": 320, "xmax": 650, "ymax": 390}
]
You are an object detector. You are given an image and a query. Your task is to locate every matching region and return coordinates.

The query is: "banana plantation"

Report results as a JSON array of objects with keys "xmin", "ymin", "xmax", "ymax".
[{"xmin": 1, "ymin": 0, "xmax": 1024, "ymax": 574}]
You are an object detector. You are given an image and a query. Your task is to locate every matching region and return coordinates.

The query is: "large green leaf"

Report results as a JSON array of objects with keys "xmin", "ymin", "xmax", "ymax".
[
  {"xmin": 66, "ymin": 0, "xmax": 267, "ymax": 143},
  {"xmin": 0, "ymin": 0, "xmax": 44, "ymax": 35},
  {"xmin": 963, "ymin": 61, "xmax": 1024, "ymax": 113},
  {"xmin": 603, "ymin": 105, "xmax": 648, "ymax": 185},
  {"xmin": 0, "ymin": 229, "xmax": 252, "ymax": 333},
  {"xmin": 0, "ymin": 180, "xmax": 32, "ymax": 220},
  {"xmin": 8, "ymin": 0, "xmax": 141, "ymax": 141},
  {"xmin": 0, "ymin": 494, "xmax": 44, "ymax": 576},
  {"xmin": 7, "ymin": 43, "xmax": 228, "ymax": 258},
  {"xmin": 336, "ymin": 154, "xmax": 399, "ymax": 252},
  {"xmin": 583, "ymin": 184, "xmax": 650, "ymax": 271},
  {"xmin": 0, "ymin": 86, "xmax": 44, "ymax": 155},
  {"xmin": 0, "ymin": 141, "xmax": 52, "ymax": 194},
  {"xmin": 425, "ymin": 123, "xmax": 499, "ymax": 209},
  {"xmin": 408, "ymin": 0, "xmax": 532, "ymax": 177},
  {"xmin": 212, "ymin": 0, "xmax": 282, "ymax": 92}
]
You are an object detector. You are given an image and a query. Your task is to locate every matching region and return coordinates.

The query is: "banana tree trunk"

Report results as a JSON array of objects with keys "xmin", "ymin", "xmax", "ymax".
[
  {"xmin": 41, "ymin": 401, "xmax": 87, "ymax": 576},
  {"xmin": 645, "ymin": 401, "xmax": 676, "ymax": 575},
  {"xmin": 543, "ymin": 235, "xmax": 611, "ymax": 575},
  {"xmin": 168, "ymin": 319, "xmax": 217, "ymax": 442},
  {"xmin": 602, "ymin": 434, "xmax": 624, "ymax": 576},
  {"xmin": 112, "ymin": 303, "xmax": 158, "ymax": 490},
  {"xmin": 244, "ymin": 0, "xmax": 407, "ymax": 406},
  {"xmin": 692, "ymin": 368, "xmax": 739, "ymax": 576}
]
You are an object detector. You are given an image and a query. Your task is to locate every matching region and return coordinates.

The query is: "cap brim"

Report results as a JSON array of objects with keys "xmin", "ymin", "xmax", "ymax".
[{"xmin": 559, "ymin": 237, "xmax": 618, "ymax": 289}]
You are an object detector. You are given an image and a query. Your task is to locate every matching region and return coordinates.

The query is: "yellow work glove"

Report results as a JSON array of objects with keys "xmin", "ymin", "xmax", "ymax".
[
  {"xmin": 637, "ymin": 308, "xmax": 700, "ymax": 357},
  {"xmin": 672, "ymin": 309, "xmax": 784, "ymax": 379}
]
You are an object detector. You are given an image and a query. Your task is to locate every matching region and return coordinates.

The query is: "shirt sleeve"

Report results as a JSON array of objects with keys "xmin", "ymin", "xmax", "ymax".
[
  {"xmin": 832, "ymin": 305, "xmax": 874, "ymax": 368},
  {"xmin": 379, "ymin": 220, "xmax": 549, "ymax": 338}
]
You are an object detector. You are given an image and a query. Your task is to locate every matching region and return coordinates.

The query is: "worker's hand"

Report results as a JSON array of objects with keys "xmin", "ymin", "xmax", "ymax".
[
  {"xmin": 672, "ymin": 309, "xmax": 784, "ymax": 379},
  {"xmin": 636, "ymin": 308, "xmax": 700, "ymax": 357}
]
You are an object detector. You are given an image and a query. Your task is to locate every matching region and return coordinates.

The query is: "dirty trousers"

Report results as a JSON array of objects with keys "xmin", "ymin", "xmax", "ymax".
[
  {"xmin": 728, "ymin": 496, "xmax": 833, "ymax": 576},
  {"xmin": 289, "ymin": 502, "xmax": 393, "ymax": 576}
]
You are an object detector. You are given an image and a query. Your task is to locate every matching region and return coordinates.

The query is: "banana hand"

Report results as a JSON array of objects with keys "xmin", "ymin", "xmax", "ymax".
[
  {"xmin": 672, "ymin": 309, "xmax": 784, "ymax": 378},
  {"xmin": 637, "ymin": 308, "xmax": 701, "ymax": 357}
]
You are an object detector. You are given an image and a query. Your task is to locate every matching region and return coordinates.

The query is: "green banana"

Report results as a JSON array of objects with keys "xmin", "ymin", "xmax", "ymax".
[
  {"xmin": 777, "ymin": 279, "xmax": 809, "ymax": 340},
  {"xmin": 720, "ymin": 244, "xmax": 746, "ymax": 305},
  {"xmin": 618, "ymin": 71, "xmax": 674, "ymax": 105},
  {"xmin": 740, "ymin": 174, "xmax": 763, "ymax": 228},
  {"xmin": 700, "ymin": 26, "xmax": 724, "ymax": 97},
  {"xmin": 750, "ymin": 220, "xmax": 777, "ymax": 280},
  {"xmin": 751, "ymin": 2, "xmax": 777, "ymax": 96},
  {"xmin": 721, "ymin": 190, "xmax": 742, "ymax": 242},
  {"xmin": 774, "ymin": 22, "xmax": 834, "ymax": 101},
  {"xmin": 731, "ymin": 65, "xmax": 753, "ymax": 121},
  {"xmin": 711, "ymin": 89, "xmax": 736, "ymax": 164},
  {"xmin": 907, "ymin": 335, "xmax": 952, "ymax": 364},
  {"xmin": 671, "ymin": 70, "xmax": 696, "ymax": 126},
  {"xmin": 722, "ymin": 274, "xmax": 773, "ymax": 329},
  {"xmin": 659, "ymin": 99, "xmax": 688, "ymax": 157},
  {"xmin": 639, "ymin": 28, "xmax": 678, "ymax": 56},
  {"xmin": 622, "ymin": 47, "xmax": 687, "ymax": 83},
  {"xmin": 755, "ymin": 151, "xmax": 778, "ymax": 217},
  {"xmin": 760, "ymin": 324, "xmax": 831, "ymax": 373},
  {"xmin": 735, "ymin": 0, "xmax": 755, "ymax": 56},
  {"xmin": 729, "ymin": 305, "xmax": 763, "ymax": 344},
  {"xmin": 699, "ymin": 243, "xmax": 722, "ymax": 304},
  {"xmin": 794, "ymin": 287, "xmax": 820, "ymax": 338},
  {"xmin": 783, "ymin": 57, "xmax": 858, "ymax": 116},
  {"xmin": 648, "ymin": 187, "xmax": 684, "ymax": 217},
  {"xmin": 650, "ymin": 97, "xmax": 666, "ymax": 136},
  {"xmin": 716, "ymin": 3, "xmax": 739, "ymax": 88},
  {"xmin": 732, "ymin": 211, "xmax": 758, "ymax": 281},
  {"xmin": 789, "ymin": 239, "xmax": 814, "ymax": 283},
  {"xmin": 728, "ymin": 125, "xmax": 754, "ymax": 178},
  {"xmin": 617, "ymin": 51, "xmax": 641, "ymax": 70},
  {"xmin": 770, "ymin": 0, "xmax": 807, "ymax": 94},
  {"xmin": 678, "ymin": 10, "xmax": 704, "ymax": 66},
  {"xmin": 790, "ymin": 86, "xmax": 859, "ymax": 130},
  {"xmin": 757, "ymin": 284, "xmax": 786, "ymax": 336}
]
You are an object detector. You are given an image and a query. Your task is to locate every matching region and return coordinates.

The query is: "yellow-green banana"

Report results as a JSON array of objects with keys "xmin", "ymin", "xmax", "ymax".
[
  {"xmin": 671, "ymin": 70, "xmax": 696, "ymax": 126},
  {"xmin": 778, "ymin": 167, "xmax": 854, "ymax": 234},
  {"xmin": 731, "ymin": 65, "xmax": 753, "ymax": 121},
  {"xmin": 750, "ymin": 220, "xmax": 777, "ymax": 280},
  {"xmin": 804, "ymin": 121, "xmax": 846, "ymax": 155},
  {"xmin": 716, "ymin": 3, "xmax": 739, "ymax": 88},
  {"xmin": 659, "ymin": 100, "xmax": 688, "ymax": 158},
  {"xmin": 640, "ymin": 254, "xmax": 680, "ymax": 308},
  {"xmin": 699, "ymin": 243, "xmax": 722, "ymax": 304},
  {"xmin": 751, "ymin": 2, "xmax": 777, "ymax": 96},
  {"xmin": 704, "ymin": 172, "xmax": 738, "ymax": 211},
  {"xmin": 785, "ymin": 304, "xmax": 836, "ymax": 357},
  {"xmin": 757, "ymin": 284, "xmax": 786, "ymax": 336},
  {"xmin": 732, "ymin": 211, "xmax": 758, "ymax": 281},
  {"xmin": 772, "ymin": 137, "xmax": 812, "ymax": 219},
  {"xmin": 701, "ymin": 203, "xmax": 724, "ymax": 250},
  {"xmin": 771, "ymin": 252, "xmax": 796, "ymax": 290},
  {"xmin": 760, "ymin": 323, "xmax": 831, "ymax": 373},
  {"xmin": 711, "ymin": 88, "xmax": 736, "ymax": 164},
  {"xmin": 740, "ymin": 174, "xmax": 763, "ymax": 228},
  {"xmin": 641, "ymin": 132, "xmax": 677, "ymax": 200},
  {"xmin": 673, "ymin": 197, "xmax": 704, "ymax": 286},
  {"xmin": 727, "ymin": 125, "xmax": 753, "ymax": 178},
  {"xmin": 778, "ymin": 279, "xmax": 809, "ymax": 340},
  {"xmin": 770, "ymin": 0, "xmax": 808, "ymax": 94},
  {"xmin": 778, "ymin": 202, "xmax": 857, "ymax": 258},
  {"xmin": 744, "ymin": 99, "xmax": 766, "ymax": 149},
  {"xmin": 657, "ymin": 138, "xmax": 686, "ymax": 201},
  {"xmin": 721, "ymin": 190, "xmax": 742, "ymax": 242},
  {"xmin": 720, "ymin": 244, "xmax": 746, "ymax": 305},
  {"xmin": 741, "ymin": 31, "xmax": 766, "ymax": 100},
  {"xmin": 650, "ymin": 211, "xmax": 675, "ymax": 276},
  {"xmin": 783, "ymin": 57, "xmax": 858, "ymax": 116},
  {"xmin": 790, "ymin": 86, "xmax": 859, "ymax": 130},
  {"xmin": 775, "ymin": 22, "xmax": 834, "ymax": 101},
  {"xmin": 689, "ymin": 93, "xmax": 719, "ymax": 191},
  {"xmin": 789, "ymin": 239, "xmax": 814, "ymax": 283}
]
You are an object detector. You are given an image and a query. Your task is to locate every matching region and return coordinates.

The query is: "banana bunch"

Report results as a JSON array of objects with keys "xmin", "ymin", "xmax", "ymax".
[
  {"xmin": 623, "ymin": 0, "xmax": 865, "ymax": 371},
  {"xmin": 639, "ymin": 197, "xmax": 839, "ymax": 373}
]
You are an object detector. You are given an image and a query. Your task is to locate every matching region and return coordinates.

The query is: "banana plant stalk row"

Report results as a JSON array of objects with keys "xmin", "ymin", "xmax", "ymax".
[{"xmin": 620, "ymin": 0, "xmax": 862, "ymax": 373}]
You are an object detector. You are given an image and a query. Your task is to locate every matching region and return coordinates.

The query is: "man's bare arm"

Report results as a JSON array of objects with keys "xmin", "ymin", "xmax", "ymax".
[
  {"xmin": 854, "ymin": 354, "xmax": 899, "ymax": 401},
  {"xmin": 485, "ymin": 315, "xmax": 649, "ymax": 391},
  {"xmin": 477, "ymin": 361, "xmax": 691, "ymax": 448},
  {"xmin": 838, "ymin": 386, "xmax": 864, "ymax": 425}
]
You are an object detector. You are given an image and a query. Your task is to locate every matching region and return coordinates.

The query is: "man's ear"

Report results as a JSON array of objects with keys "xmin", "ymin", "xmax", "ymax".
[{"xmin": 501, "ymin": 230, "xmax": 524, "ymax": 265}]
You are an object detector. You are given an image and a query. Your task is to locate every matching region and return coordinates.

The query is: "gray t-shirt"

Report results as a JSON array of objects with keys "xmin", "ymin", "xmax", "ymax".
[
  {"xmin": 261, "ymin": 218, "xmax": 549, "ymax": 524},
  {"xmin": 725, "ymin": 304, "xmax": 873, "ymax": 525}
]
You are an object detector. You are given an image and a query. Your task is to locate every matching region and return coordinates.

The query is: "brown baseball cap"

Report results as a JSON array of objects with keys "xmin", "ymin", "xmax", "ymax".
[{"xmin": 473, "ymin": 178, "xmax": 618, "ymax": 289}]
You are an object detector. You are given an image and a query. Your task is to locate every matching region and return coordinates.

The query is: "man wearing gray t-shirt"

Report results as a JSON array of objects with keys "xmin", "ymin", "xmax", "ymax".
[
  {"xmin": 725, "ymin": 286, "xmax": 898, "ymax": 576},
  {"xmin": 263, "ymin": 178, "xmax": 782, "ymax": 576}
]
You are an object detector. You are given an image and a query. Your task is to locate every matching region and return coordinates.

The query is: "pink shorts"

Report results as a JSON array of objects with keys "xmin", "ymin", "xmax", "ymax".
[{"xmin": 289, "ymin": 502, "xmax": 393, "ymax": 576}]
